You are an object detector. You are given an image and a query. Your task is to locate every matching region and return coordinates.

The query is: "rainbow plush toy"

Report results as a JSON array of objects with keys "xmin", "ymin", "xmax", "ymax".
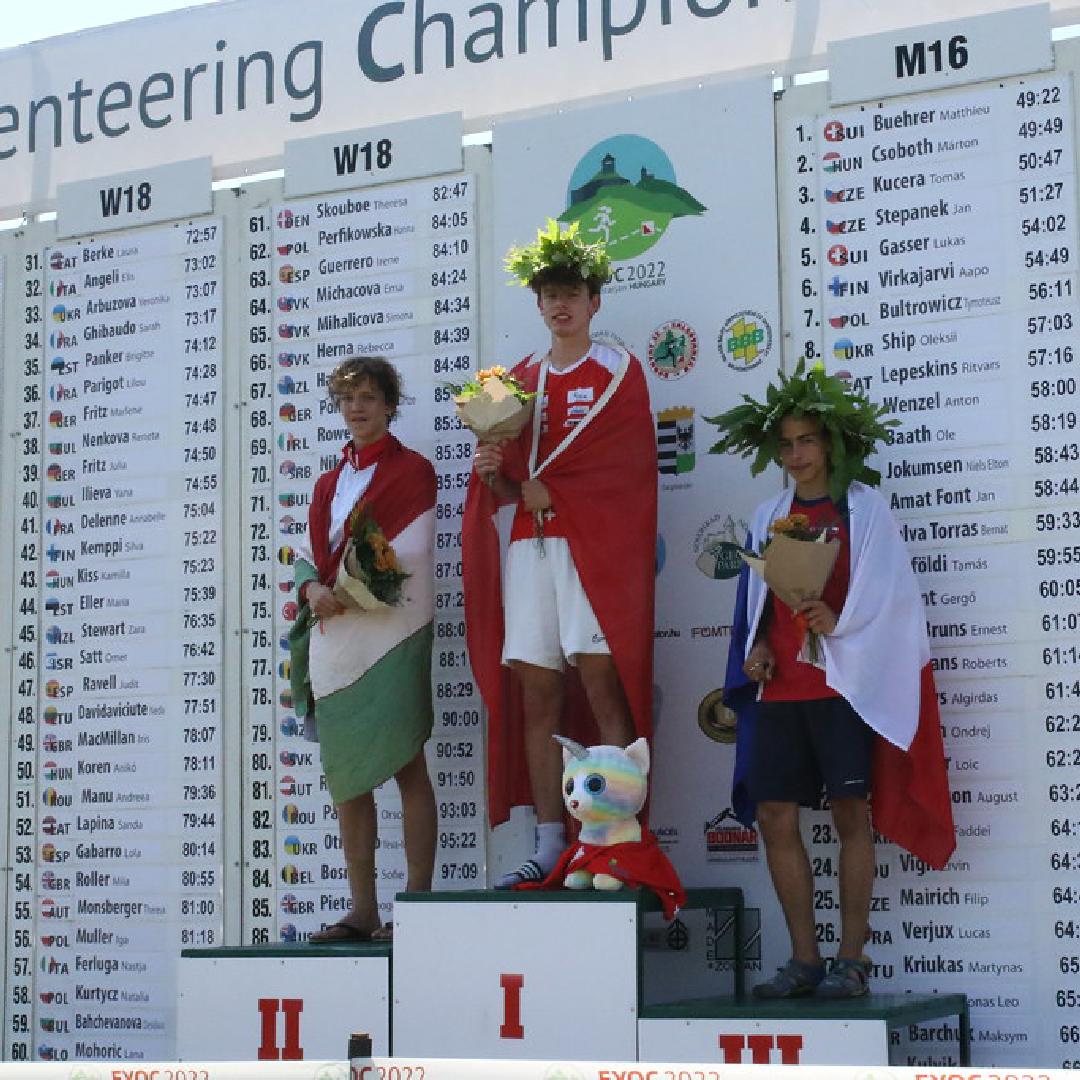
[{"xmin": 535, "ymin": 736, "xmax": 686, "ymax": 918}]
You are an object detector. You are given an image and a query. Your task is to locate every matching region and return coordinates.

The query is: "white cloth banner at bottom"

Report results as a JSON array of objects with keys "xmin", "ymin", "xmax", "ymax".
[
  {"xmin": 0, "ymin": 1065, "xmax": 1070, "ymax": 1080},
  {"xmin": 349, "ymin": 1062, "xmax": 1073, "ymax": 1080}
]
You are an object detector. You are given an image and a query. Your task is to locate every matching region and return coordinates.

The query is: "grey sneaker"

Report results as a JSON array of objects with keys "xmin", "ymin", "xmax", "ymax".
[
  {"xmin": 752, "ymin": 958, "xmax": 826, "ymax": 999},
  {"xmin": 816, "ymin": 956, "xmax": 871, "ymax": 998}
]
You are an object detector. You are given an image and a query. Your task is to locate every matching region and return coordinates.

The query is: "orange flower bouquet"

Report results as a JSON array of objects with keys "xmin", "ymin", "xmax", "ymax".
[
  {"xmin": 742, "ymin": 514, "xmax": 840, "ymax": 663},
  {"xmin": 332, "ymin": 505, "xmax": 411, "ymax": 612},
  {"xmin": 449, "ymin": 366, "xmax": 535, "ymax": 444}
]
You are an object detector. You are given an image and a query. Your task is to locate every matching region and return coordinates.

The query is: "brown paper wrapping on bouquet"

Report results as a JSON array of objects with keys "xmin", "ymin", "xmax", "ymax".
[
  {"xmin": 741, "ymin": 533, "xmax": 840, "ymax": 610},
  {"xmin": 332, "ymin": 540, "xmax": 389, "ymax": 612},
  {"xmin": 454, "ymin": 376, "xmax": 534, "ymax": 442}
]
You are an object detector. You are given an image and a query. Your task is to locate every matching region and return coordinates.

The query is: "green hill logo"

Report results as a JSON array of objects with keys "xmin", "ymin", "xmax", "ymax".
[{"xmin": 560, "ymin": 135, "xmax": 706, "ymax": 261}]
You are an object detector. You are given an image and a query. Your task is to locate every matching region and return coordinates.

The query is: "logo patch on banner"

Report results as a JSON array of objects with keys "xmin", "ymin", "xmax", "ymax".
[
  {"xmin": 698, "ymin": 688, "xmax": 737, "ymax": 744},
  {"xmin": 648, "ymin": 320, "xmax": 698, "ymax": 380},
  {"xmin": 656, "ymin": 406, "xmax": 695, "ymax": 476},
  {"xmin": 558, "ymin": 134, "xmax": 706, "ymax": 261},
  {"xmin": 705, "ymin": 807, "xmax": 759, "ymax": 858},
  {"xmin": 693, "ymin": 512, "xmax": 747, "ymax": 581},
  {"xmin": 718, "ymin": 310, "xmax": 772, "ymax": 372}
]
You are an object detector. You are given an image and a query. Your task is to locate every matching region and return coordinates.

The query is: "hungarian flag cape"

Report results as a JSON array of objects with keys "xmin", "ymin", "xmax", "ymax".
[
  {"xmin": 463, "ymin": 347, "xmax": 657, "ymax": 826},
  {"xmin": 291, "ymin": 434, "xmax": 438, "ymax": 738},
  {"xmin": 725, "ymin": 481, "xmax": 955, "ymax": 869}
]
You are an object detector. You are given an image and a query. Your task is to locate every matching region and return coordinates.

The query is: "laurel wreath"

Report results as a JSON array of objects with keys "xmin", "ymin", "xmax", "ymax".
[
  {"xmin": 704, "ymin": 358, "xmax": 899, "ymax": 503},
  {"xmin": 504, "ymin": 218, "xmax": 612, "ymax": 287}
]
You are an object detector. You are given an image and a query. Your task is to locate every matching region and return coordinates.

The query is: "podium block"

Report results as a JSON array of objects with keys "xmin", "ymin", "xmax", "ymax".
[
  {"xmin": 178, "ymin": 946, "xmax": 390, "ymax": 1061},
  {"xmin": 639, "ymin": 993, "xmax": 971, "ymax": 1066},
  {"xmin": 392, "ymin": 892, "xmax": 639, "ymax": 1060}
]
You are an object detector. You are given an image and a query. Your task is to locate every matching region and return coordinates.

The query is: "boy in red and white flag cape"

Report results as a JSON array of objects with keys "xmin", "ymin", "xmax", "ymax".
[
  {"xmin": 709, "ymin": 360, "xmax": 954, "ymax": 999},
  {"xmin": 463, "ymin": 222, "xmax": 657, "ymax": 887}
]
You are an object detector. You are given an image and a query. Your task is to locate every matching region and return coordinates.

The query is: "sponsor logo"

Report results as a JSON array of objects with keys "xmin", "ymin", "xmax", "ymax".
[
  {"xmin": 718, "ymin": 310, "xmax": 772, "ymax": 372},
  {"xmin": 698, "ymin": 688, "xmax": 737, "ymax": 744},
  {"xmin": 705, "ymin": 807, "xmax": 758, "ymax": 856},
  {"xmin": 647, "ymin": 320, "xmax": 698, "ymax": 380},
  {"xmin": 656, "ymin": 406, "xmax": 695, "ymax": 477},
  {"xmin": 693, "ymin": 512, "xmax": 747, "ymax": 581}
]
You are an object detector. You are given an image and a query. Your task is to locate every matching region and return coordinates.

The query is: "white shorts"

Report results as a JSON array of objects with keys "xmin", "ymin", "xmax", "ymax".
[{"xmin": 502, "ymin": 538, "xmax": 609, "ymax": 671}]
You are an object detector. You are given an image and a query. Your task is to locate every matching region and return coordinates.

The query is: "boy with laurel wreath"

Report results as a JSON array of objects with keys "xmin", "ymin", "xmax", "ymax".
[
  {"xmin": 462, "ymin": 222, "xmax": 657, "ymax": 888},
  {"xmin": 710, "ymin": 361, "xmax": 954, "ymax": 998}
]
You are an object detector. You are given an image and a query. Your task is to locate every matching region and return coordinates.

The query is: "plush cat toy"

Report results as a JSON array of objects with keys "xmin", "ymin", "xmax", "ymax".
[
  {"xmin": 557, "ymin": 735, "xmax": 649, "ymax": 889},
  {"xmin": 541, "ymin": 736, "xmax": 686, "ymax": 918}
]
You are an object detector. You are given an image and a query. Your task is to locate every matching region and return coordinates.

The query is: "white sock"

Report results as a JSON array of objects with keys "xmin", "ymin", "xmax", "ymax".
[{"xmin": 535, "ymin": 822, "xmax": 567, "ymax": 874}]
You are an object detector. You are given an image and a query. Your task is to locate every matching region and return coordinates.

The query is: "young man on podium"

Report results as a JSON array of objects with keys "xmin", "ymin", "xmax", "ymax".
[
  {"xmin": 462, "ymin": 222, "xmax": 657, "ymax": 887},
  {"xmin": 711, "ymin": 361, "xmax": 954, "ymax": 998}
]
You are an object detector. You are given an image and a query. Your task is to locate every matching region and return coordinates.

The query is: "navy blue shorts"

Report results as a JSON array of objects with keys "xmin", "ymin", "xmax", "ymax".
[{"xmin": 747, "ymin": 696, "xmax": 875, "ymax": 806}]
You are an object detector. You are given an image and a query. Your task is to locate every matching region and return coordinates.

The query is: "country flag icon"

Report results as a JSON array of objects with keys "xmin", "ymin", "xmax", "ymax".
[{"xmin": 824, "ymin": 121, "xmax": 845, "ymax": 141}]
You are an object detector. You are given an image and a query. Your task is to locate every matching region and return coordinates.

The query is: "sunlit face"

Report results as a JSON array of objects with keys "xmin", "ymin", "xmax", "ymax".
[
  {"xmin": 778, "ymin": 415, "xmax": 830, "ymax": 498},
  {"xmin": 335, "ymin": 378, "xmax": 391, "ymax": 446},
  {"xmin": 536, "ymin": 281, "xmax": 600, "ymax": 340}
]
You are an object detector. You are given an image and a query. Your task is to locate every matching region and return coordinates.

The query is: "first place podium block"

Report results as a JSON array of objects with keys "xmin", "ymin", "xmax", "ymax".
[
  {"xmin": 178, "ymin": 944, "xmax": 390, "ymax": 1061},
  {"xmin": 392, "ymin": 891, "xmax": 641, "ymax": 1060}
]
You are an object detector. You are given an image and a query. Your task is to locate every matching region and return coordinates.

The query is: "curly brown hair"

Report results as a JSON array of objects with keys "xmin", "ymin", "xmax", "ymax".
[{"xmin": 327, "ymin": 358, "xmax": 401, "ymax": 420}]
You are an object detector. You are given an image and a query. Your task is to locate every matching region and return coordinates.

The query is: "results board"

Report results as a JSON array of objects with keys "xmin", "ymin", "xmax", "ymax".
[
  {"xmin": 778, "ymin": 68, "xmax": 1080, "ymax": 1065},
  {"xmin": 1, "ymin": 134, "xmax": 487, "ymax": 1060},
  {"xmin": 7, "ymin": 218, "xmax": 227, "ymax": 1062},
  {"xmin": 262, "ymin": 174, "xmax": 484, "ymax": 929}
]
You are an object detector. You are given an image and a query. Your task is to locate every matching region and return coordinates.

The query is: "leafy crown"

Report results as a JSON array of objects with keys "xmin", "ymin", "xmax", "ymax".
[
  {"xmin": 504, "ymin": 219, "xmax": 612, "ymax": 287},
  {"xmin": 704, "ymin": 359, "xmax": 899, "ymax": 502}
]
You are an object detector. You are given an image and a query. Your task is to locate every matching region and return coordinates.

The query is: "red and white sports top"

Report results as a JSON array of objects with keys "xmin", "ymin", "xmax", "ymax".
[{"xmin": 510, "ymin": 343, "xmax": 621, "ymax": 543}]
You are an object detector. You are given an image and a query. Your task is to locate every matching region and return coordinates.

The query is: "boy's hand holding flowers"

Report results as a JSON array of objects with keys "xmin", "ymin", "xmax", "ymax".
[
  {"xmin": 796, "ymin": 598, "xmax": 837, "ymax": 636},
  {"xmin": 307, "ymin": 582, "xmax": 347, "ymax": 621}
]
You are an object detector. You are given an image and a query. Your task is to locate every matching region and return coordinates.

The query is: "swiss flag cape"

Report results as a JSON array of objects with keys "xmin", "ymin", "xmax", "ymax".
[
  {"xmin": 725, "ymin": 483, "xmax": 955, "ymax": 870},
  {"xmin": 517, "ymin": 832, "xmax": 687, "ymax": 920},
  {"xmin": 463, "ymin": 350, "xmax": 657, "ymax": 826},
  {"xmin": 308, "ymin": 435, "xmax": 436, "ymax": 584}
]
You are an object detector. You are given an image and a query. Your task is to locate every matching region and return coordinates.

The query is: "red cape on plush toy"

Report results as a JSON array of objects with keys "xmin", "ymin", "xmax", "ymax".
[{"xmin": 519, "ymin": 832, "xmax": 687, "ymax": 920}]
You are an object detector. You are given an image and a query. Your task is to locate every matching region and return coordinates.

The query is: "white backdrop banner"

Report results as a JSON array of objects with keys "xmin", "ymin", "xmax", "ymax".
[{"xmin": 3, "ymin": 0, "xmax": 1080, "ymax": 215}]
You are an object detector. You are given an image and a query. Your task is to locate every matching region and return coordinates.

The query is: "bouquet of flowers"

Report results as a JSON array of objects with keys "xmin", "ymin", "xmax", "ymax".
[
  {"xmin": 449, "ymin": 366, "xmax": 535, "ymax": 446},
  {"xmin": 742, "ymin": 514, "xmax": 840, "ymax": 663},
  {"xmin": 314, "ymin": 505, "xmax": 410, "ymax": 621}
]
